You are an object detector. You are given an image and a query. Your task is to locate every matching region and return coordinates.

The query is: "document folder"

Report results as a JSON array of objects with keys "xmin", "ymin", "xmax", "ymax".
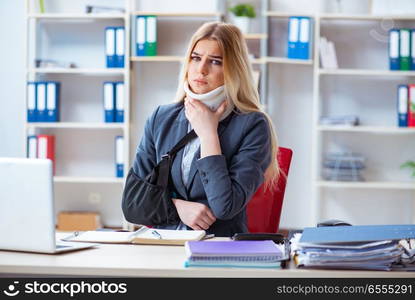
[
  {"xmin": 36, "ymin": 82, "xmax": 46, "ymax": 122},
  {"xmin": 136, "ymin": 16, "xmax": 146, "ymax": 56},
  {"xmin": 145, "ymin": 16, "xmax": 157, "ymax": 56},
  {"xmin": 389, "ymin": 29, "xmax": 400, "ymax": 70},
  {"xmin": 115, "ymin": 27, "xmax": 125, "ymax": 68},
  {"xmin": 46, "ymin": 82, "xmax": 59, "ymax": 122},
  {"xmin": 103, "ymin": 82, "xmax": 115, "ymax": 122},
  {"xmin": 397, "ymin": 84, "xmax": 409, "ymax": 127},
  {"xmin": 115, "ymin": 82, "xmax": 124, "ymax": 123},
  {"xmin": 287, "ymin": 17, "xmax": 299, "ymax": 59},
  {"xmin": 115, "ymin": 136, "xmax": 124, "ymax": 178},
  {"xmin": 27, "ymin": 82, "xmax": 37, "ymax": 122},
  {"xmin": 105, "ymin": 27, "xmax": 116, "ymax": 68}
]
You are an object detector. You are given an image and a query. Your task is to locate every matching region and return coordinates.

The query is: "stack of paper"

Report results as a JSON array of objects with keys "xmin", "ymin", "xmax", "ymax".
[
  {"xmin": 295, "ymin": 240, "xmax": 403, "ymax": 271},
  {"xmin": 322, "ymin": 152, "xmax": 366, "ymax": 181},
  {"xmin": 319, "ymin": 36, "xmax": 338, "ymax": 69},
  {"xmin": 292, "ymin": 225, "xmax": 415, "ymax": 271},
  {"xmin": 184, "ymin": 240, "xmax": 287, "ymax": 268},
  {"xmin": 319, "ymin": 115, "xmax": 359, "ymax": 126}
]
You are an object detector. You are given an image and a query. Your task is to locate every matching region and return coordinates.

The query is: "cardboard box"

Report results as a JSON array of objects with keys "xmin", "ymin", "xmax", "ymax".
[{"xmin": 57, "ymin": 211, "xmax": 102, "ymax": 231}]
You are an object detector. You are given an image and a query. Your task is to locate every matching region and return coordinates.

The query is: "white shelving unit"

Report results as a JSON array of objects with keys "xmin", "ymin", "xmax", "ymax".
[
  {"xmin": 24, "ymin": 0, "xmax": 131, "ymax": 228},
  {"xmin": 311, "ymin": 4, "xmax": 415, "ymax": 225}
]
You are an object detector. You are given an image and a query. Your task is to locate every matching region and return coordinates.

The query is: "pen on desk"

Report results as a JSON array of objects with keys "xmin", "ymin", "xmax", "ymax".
[
  {"xmin": 203, "ymin": 234, "xmax": 215, "ymax": 240},
  {"xmin": 151, "ymin": 230, "xmax": 162, "ymax": 239}
]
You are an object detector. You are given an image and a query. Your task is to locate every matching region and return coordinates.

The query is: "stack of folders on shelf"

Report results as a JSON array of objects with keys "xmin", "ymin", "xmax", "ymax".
[
  {"xmin": 292, "ymin": 225, "xmax": 415, "ymax": 271},
  {"xmin": 397, "ymin": 84, "xmax": 415, "ymax": 127},
  {"xmin": 319, "ymin": 115, "xmax": 359, "ymax": 126},
  {"xmin": 184, "ymin": 240, "xmax": 288, "ymax": 269},
  {"xmin": 287, "ymin": 16, "xmax": 312, "ymax": 60},
  {"xmin": 27, "ymin": 81, "xmax": 60, "ymax": 122},
  {"xmin": 85, "ymin": 5, "xmax": 125, "ymax": 14},
  {"xmin": 105, "ymin": 26, "xmax": 125, "ymax": 68},
  {"xmin": 115, "ymin": 136, "xmax": 124, "ymax": 178},
  {"xmin": 103, "ymin": 82, "xmax": 124, "ymax": 123},
  {"xmin": 135, "ymin": 16, "xmax": 157, "ymax": 56},
  {"xmin": 322, "ymin": 152, "xmax": 365, "ymax": 182},
  {"xmin": 27, "ymin": 135, "xmax": 55, "ymax": 174},
  {"xmin": 389, "ymin": 28, "xmax": 415, "ymax": 71},
  {"xmin": 319, "ymin": 37, "xmax": 338, "ymax": 69}
]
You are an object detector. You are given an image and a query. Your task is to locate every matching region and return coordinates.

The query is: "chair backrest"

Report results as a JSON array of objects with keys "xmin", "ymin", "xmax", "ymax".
[{"xmin": 247, "ymin": 147, "xmax": 293, "ymax": 233}]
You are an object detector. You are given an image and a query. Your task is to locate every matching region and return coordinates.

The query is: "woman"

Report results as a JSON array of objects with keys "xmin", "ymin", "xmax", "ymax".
[{"xmin": 125, "ymin": 21, "xmax": 279, "ymax": 237}]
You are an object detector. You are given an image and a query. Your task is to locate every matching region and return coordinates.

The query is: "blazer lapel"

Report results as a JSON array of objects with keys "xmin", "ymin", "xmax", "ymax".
[
  {"xmin": 185, "ymin": 112, "xmax": 234, "ymax": 191},
  {"xmin": 170, "ymin": 106, "xmax": 189, "ymax": 199}
]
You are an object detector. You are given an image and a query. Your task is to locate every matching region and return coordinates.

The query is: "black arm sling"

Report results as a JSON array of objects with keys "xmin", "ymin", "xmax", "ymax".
[{"xmin": 121, "ymin": 130, "xmax": 197, "ymax": 226}]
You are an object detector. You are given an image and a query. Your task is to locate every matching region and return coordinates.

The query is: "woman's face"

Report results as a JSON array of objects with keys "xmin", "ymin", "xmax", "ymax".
[{"xmin": 187, "ymin": 39, "xmax": 224, "ymax": 94}]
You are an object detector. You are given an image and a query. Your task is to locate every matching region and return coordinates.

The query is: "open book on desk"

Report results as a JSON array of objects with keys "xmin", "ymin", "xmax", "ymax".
[{"xmin": 62, "ymin": 225, "xmax": 206, "ymax": 246}]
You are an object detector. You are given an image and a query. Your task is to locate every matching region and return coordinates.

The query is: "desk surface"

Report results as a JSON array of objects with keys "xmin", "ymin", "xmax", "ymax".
[{"xmin": 0, "ymin": 242, "xmax": 414, "ymax": 278}]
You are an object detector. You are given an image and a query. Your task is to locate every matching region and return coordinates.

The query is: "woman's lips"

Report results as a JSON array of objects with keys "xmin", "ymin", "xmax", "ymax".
[{"xmin": 194, "ymin": 79, "xmax": 207, "ymax": 85}]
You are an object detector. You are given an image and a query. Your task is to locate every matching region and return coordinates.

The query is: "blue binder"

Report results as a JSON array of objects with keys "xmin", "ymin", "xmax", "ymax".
[
  {"xmin": 136, "ymin": 16, "xmax": 146, "ymax": 56},
  {"xmin": 115, "ymin": 136, "xmax": 124, "ymax": 178},
  {"xmin": 411, "ymin": 29, "xmax": 415, "ymax": 70},
  {"xmin": 300, "ymin": 224, "xmax": 415, "ymax": 244},
  {"xmin": 27, "ymin": 135, "xmax": 38, "ymax": 158},
  {"xmin": 45, "ymin": 82, "xmax": 60, "ymax": 122},
  {"xmin": 105, "ymin": 27, "xmax": 116, "ymax": 68},
  {"xmin": 115, "ymin": 27, "xmax": 125, "ymax": 68},
  {"xmin": 27, "ymin": 82, "xmax": 37, "ymax": 122},
  {"xmin": 103, "ymin": 82, "xmax": 115, "ymax": 122},
  {"xmin": 297, "ymin": 17, "xmax": 311, "ymax": 60},
  {"xmin": 36, "ymin": 82, "xmax": 47, "ymax": 122},
  {"xmin": 389, "ymin": 29, "xmax": 400, "ymax": 70},
  {"xmin": 398, "ymin": 84, "xmax": 409, "ymax": 127},
  {"xmin": 115, "ymin": 82, "xmax": 124, "ymax": 123},
  {"xmin": 287, "ymin": 17, "xmax": 300, "ymax": 59}
]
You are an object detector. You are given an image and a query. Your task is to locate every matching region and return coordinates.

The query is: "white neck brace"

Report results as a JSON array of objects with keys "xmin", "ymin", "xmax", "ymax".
[{"xmin": 183, "ymin": 81, "xmax": 234, "ymax": 120}]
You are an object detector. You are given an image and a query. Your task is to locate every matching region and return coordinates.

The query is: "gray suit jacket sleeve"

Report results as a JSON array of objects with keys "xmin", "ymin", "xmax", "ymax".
[
  {"xmin": 196, "ymin": 112, "xmax": 272, "ymax": 220},
  {"xmin": 132, "ymin": 107, "xmax": 159, "ymax": 178}
]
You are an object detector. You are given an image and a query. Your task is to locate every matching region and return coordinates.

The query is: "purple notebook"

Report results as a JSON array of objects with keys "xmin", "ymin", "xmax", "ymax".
[{"xmin": 185, "ymin": 240, "xmax": 282, "ymax": 258}]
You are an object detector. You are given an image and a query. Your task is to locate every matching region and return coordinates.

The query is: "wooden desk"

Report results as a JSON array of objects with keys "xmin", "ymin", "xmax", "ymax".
[{"xmin": 0, "ymin": 243, "xmax": 414, "ymax": 277}]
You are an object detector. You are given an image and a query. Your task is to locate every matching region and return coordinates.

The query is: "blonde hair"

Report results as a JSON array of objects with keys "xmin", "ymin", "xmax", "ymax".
[{"xmin": 174, "ymin": 21, "xmax": 280, "ymax": 189}]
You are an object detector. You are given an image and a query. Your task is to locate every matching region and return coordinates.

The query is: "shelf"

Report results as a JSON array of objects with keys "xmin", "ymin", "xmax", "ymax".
[
  {"xmin": 267, "ymin": 57, "xmax": 313, "ymax": 65},
  {"xmin": 317, "ymin": 181, "xmax": 415, "ymax": 190},
  {"xmin": 28, "ymin": 13, "xmax": 126, "ymax": 20},
  {"xmin": 131, "ymin": 56, "xmax": 183, "ymax": 62},
  {"xmin": 318, "ymin": 69, "xmax": 415, "ymax": 77},
  {"xmin": 244, "ymin": 33, "xmax": 268, "ymax": 40},
  {"xmin": 29, "ymin": 68, "xmax": 127, "ymax": 75},
  {"xmin": 265, "ymin": 11, "xmax": 315, "ymax": 18},
  {"xmin": 54, "ymin": 176, "xmax": 124, "ymax": 184},
  {"xmin": 131, "ymin": 56, "xmax": 268, "ymax": 65},
  {"xmin": 132, "ymin": 11, "xmax": 221, "ymax": 17},
  {"xmin": 26, "ymin": 123, "xmax": 125, "ymax": 129},
  {"xmin": 319, "ymin": 13, "xmax": 415, "ymax": 21},
  {"xmin": 318, "ymin": 125, "xmax": 415, "ymax": 134}
]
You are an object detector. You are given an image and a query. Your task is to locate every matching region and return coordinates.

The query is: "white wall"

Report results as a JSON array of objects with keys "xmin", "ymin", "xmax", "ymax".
[{"xmin": 1, "ymin": 0, "xmax": 413, "ymax": 229}]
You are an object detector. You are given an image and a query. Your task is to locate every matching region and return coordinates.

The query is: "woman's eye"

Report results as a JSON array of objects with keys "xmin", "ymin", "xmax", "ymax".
[
  {"xmin": 191, "ymin": 56, "xmax": 200, "ymax": 61},
  {"xmin": 211, "ymin": 60, "xmax": 222, "ymax": 65}
]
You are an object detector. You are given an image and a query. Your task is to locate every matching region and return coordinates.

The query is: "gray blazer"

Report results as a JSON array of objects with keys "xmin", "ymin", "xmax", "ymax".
[{"xmin": 132, "ymin": 102, "xmax": 272, "ymax": 237}]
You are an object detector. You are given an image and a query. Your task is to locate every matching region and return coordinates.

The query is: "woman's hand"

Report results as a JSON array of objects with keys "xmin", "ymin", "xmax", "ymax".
[
  {"xmin": 184, "ymin": 97, "xmax": 226, "ymax": 141},
  {"xmin": 184, "ymin": 97, "xmax": 226, "ymax": 158},
  {"xmin": 172, "ymin": 198, "xmax": 216, "ymax": 230}
]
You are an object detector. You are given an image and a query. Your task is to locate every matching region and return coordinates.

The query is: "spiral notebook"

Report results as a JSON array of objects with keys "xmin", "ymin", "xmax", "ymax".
[{"xmin": 184, "ymin": 240, "xmax": 286, "ymax": 268}]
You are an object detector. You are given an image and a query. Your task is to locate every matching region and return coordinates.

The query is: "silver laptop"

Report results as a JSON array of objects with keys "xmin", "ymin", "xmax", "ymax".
[{"xmin": 0, "ymin": 158, "xmax": 97, "ymax": 253}]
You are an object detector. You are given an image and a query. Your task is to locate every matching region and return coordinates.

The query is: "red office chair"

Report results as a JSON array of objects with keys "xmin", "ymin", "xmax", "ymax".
[{"xmin": 247, "ymin": 147, "xmax": 293, "ymax": 233}]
